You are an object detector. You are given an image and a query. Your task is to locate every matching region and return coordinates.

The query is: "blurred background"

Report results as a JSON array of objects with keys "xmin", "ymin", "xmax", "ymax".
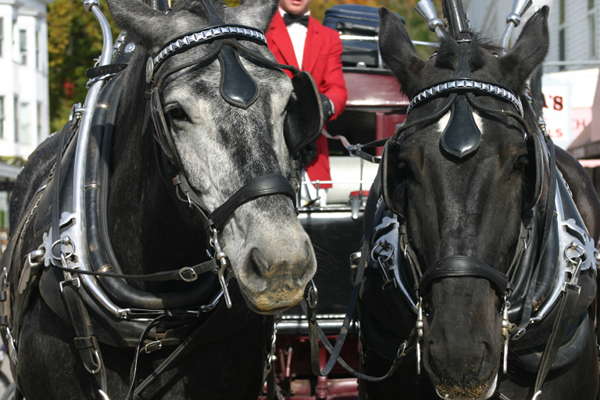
[{"xmin": 0, "ymin": 0, "xmax": 599, "ymax": 248}]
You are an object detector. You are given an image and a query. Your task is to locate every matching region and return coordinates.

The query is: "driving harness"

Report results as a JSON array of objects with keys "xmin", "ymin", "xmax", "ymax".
[
  {"xmin": 0, "ymin": 1, "xmax": 324, "ymax": 399},
  {"xmin": 374, "ymin": 28, "xmax": 597, "ymax": 400},
  {"xmin": 303, "ymin": 5, "xmax": 597, "ymax": 399}
]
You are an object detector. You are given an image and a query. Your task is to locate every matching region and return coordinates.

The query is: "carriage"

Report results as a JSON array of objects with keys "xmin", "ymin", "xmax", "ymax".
[{"xmin": 261, "ymin": 6, "xmax": 415, "ymax": 399}]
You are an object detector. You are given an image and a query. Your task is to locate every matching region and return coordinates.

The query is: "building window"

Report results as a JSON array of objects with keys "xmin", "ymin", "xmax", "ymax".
[
  {"xmin": 19, "ymin": 29, "xmax": 27, "ymax": 65},
  {"xmin": 18, "ymin": 102, "xmax": 29, "ymax": 143},
  {"xmin": 0, "ymin": 18, "xmax": 4, "ymax": 58},
  {"xmin": 559, "ymin": 29, "xmax": 566, "ymax": 60},
  {"xmin": 13, "ymin": 97, "xmax": 18, "ymax": 142},
  {"xmin": 560, "ymin": 0, "xmax": 566, "ymax": 24},
  {"xmin": 0, "ymin": 97, "xmax": 4, "ymax": 140},
  {"xmin": 590, "ymin": 14, "xmax": 597, "ymax": 58},
  {"xmin": 37, "ymin": 101, "xmax": 42, "ymax": 141},
  {"xmin": 35, "ymin": 26, "xmax": 40, "ymax": 70}
]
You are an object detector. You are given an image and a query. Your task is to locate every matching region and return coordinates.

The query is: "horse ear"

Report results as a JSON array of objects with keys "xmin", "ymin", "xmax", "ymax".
[
  {"xmin": 379, "ymin": 8, "xmax": 425, "ymax": 97},
  {"xmin": 225, "ymin": 0, "xmax": 278, "ymax": 31},
  {"xmin": 499, "ymin": 6, "xmax": 549, "ymax": 90},
  {"xmin": 105, "ymin": 0, "xmax": 164, "ymax": 46}
]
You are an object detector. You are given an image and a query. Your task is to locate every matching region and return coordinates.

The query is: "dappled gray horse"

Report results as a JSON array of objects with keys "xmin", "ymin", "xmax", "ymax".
[{"xmin": 2, "ymin": 0, "xmax": 318, "ymax": 399}]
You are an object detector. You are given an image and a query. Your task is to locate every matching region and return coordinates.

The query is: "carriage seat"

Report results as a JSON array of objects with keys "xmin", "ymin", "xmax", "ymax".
[{"xmin": 308, "ymin": 156, "xmax": 378, "ymax": 206}]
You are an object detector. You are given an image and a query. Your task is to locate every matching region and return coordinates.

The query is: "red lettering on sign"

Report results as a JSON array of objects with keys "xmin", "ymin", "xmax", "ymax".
[{"xmin": 554, "ymin": 96, "xmax": 564, "ymax": 111}]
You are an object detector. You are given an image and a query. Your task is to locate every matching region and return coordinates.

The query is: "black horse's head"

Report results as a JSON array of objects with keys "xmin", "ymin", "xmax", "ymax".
[
  {"xmin": 380, "ymin": 6, "xmax": 549, "ymax": 399},
  {"xmin": 106, "ymin": 0, "xmax": 316, "ymax": 313}
]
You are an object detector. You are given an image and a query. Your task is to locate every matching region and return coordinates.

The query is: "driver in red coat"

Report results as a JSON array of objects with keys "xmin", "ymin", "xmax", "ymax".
[{"xmin": 267, "ymin": 0, "xmax": 348, "ymax": 204}]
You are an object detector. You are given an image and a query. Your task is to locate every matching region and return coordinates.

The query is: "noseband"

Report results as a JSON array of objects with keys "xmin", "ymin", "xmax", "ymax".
[{"xmin": 420, "ymin": 256, "xmax": 510, "ymax": 297}]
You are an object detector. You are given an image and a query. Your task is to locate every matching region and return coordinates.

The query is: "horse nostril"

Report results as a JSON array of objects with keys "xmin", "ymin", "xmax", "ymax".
[{"xmin": 250, "ymin": 247, "xmax": 272, "ymax": 277}]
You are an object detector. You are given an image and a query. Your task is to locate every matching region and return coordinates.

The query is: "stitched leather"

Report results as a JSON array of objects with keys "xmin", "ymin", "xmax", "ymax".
[
  {"xmin": 420, "ymin": 255, "xmax": 510, "ymax": 296},
  {"xmin": 210, "ymin": 174, "xmax": 296, "ymax": 232}
]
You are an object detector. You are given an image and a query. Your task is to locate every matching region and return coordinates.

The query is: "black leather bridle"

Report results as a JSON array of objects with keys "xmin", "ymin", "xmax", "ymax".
[
  {"xmin": 141, "ymin": 1, "xmax": 322, "ymax": 307},
  {"xmin": 382, "ymin": 77, "xmax": 535, "ymax": 297}
]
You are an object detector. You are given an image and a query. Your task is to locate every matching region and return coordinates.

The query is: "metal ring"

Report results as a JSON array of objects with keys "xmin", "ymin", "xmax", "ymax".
[
  {"xmin": 84, "ymin": 350, "xmax": 102, "ymax": 375},
  {"xmin": 51, "ymin": 236, "xmax": 75, "ymax": 261},
  {"xmin": 178, "ymin": 267, "xmax": 198, "ymax": 283},
  {"xmin": 565, "ymin": 243, "xmax": 586, "ymax": 265},
  {"xmin": 396, "ymin": 340, "xmax": 408, "ymax": 358},
  {"xmin": 306, "ymin": 280, "xmax": 319, "ymax": 309}
]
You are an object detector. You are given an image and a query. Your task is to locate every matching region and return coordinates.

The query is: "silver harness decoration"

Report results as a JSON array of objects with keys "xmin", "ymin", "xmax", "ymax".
[{"xmin": 407, "ymin": 79, "xmax": 524, "ymax": 116}]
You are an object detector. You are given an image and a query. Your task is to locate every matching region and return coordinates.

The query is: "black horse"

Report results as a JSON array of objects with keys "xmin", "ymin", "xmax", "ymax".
[
  {"xmin": 359, "ymin": 5, "xmax": 600, "ymax": 400},
  {"xmin": 1, "ymin": 0, "xmax": 319, "ymax": 399}
]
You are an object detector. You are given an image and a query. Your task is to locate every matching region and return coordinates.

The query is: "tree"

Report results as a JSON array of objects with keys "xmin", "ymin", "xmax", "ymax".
[{"xmin": 47, "ymin": 0, "xmax": 117, "ymax": 132}]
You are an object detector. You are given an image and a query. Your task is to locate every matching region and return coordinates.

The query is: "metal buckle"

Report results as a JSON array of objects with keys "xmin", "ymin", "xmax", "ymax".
[
  {"xmin": 5, "ymin": 327, "xmax": 18, "ymax": 365},
  {"xmin": 59, "ymin": 276, "xmax": 81, "ymax": 293},
  {"xmin": 84, "ymin": 349, "xmax": 103, "ymax": 375},
  {"xmin": 306, "ymin": 280, "xmax": 318, "ymax": 309},
  {"xmin": 211, "ymin": 227, "xmax": 232, "ymax": 309},
  {"xmin": 178, "ymin": 266, "xmax": 198, "ymax": 282},
  {"xmin": 143, "ymin": 340, "xmax": 163, "ymax": 354},
  {"xmin": 501, "ymin": 297, "xmax": 511, "ymax": 374},
  {"xmin": 98, "ymin": 389, "xmax": 111, "ymax": 400},
  {"xmin": 416, "ymin": 297, "xmax": 424, "ymax": 375}
]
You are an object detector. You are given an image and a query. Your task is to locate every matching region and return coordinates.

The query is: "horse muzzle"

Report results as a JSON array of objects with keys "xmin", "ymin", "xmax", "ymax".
[{"xmin": 435, "ymin": 374, "xmax": 498, "ymax": 400}]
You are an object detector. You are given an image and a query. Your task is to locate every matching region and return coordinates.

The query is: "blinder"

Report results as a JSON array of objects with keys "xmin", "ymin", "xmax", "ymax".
[
  {"xmin": 142, "ymin": 9, "xmax": 325, "ymax": 234},
  {"xmin": 146, "ymin": 24, "xmax": 324, "ymax": 162},
  {"xmin": 284, "ymin": 70, "xmax": 324, "ymax": 155}
]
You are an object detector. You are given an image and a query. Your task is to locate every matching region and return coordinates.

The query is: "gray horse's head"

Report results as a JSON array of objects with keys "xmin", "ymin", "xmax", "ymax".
[{"xmin": 107, "ymin": 0, "xmax": 316, "ymax": 313}]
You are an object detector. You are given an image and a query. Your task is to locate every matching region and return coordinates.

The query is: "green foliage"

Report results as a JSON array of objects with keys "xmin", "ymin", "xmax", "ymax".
[
  {"xmin": 47, "ymin": 0, "xmax": 117, "ymax": 132},
  {"xmin": 47, "ymin": 0, "xmax": 434, "ymax": 131}
]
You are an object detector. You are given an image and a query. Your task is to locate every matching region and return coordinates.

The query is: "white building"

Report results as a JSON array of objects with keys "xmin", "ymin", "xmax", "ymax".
[
  {"xmin": 464, "ymin": 0, "xmax": 600, "ymax": 154},
  {"xmin": 0, "ymin": 0, "xmax": 51, "ymax": 160},
  {"xmin": 464, "ymin": 0, "xmax": 597, "ymax": 72}
]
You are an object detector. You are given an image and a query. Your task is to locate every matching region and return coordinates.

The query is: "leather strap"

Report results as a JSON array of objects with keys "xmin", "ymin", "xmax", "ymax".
[
  {"xmin": 532, "ymin": 283, "xmax": 581, "ymax": 397},
  {"xmin": 87, "ymin": 64, "xmax": 128, "ymax": 79},
  {"xmin": 60, "ymin": 283, "xmax": 107, "ymax": 395},
  {"xmin": 302, "ymin": 252, "xmax": 415, "ymax": 382},
  {"xmin": 210, "ymin": 174, "xmax": 296, "ymax": 232},
  {"xmin": 51, "ymin": 259, "xmax": 218, "ymax": 283},
  {"xmin": 420, "ymin": 256, "xmax": 510, "ymax": 296}
]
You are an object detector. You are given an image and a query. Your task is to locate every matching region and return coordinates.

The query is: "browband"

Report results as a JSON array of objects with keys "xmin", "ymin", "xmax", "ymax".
[
  {"xmin": 147, "ymin": 24, "xmax": 267, "ymax": 80},
  {"xmin": 408, "ymin": 79, "xmax": 524, "ymax": 116}
]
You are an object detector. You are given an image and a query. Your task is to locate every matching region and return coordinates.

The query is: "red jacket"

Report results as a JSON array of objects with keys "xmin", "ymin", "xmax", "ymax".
[{"xmin": 267, "ymin": 13, "xmax": 348, "ymax": 188}]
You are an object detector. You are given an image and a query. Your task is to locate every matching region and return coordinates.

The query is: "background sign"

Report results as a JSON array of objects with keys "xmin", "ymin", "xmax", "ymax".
[{"xmin": 542, "ymin": 68, "xmax": 598, "ymax": 149}]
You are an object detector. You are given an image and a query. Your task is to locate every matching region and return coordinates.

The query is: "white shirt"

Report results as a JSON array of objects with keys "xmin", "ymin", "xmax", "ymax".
[{"xmin": 279, "ymin": 8, "xmax": 309, "ymax": 68}]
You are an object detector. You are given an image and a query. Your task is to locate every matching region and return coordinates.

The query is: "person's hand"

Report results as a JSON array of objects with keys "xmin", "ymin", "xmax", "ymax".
[{"xmin": 319, "ymin": 93, "xmax": 334, "ymax": 120}]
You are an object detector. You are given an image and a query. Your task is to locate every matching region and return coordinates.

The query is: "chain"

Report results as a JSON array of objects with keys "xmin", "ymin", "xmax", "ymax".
[
  {"xmin": 564, "ymin": 242, "xmax": 585, "ymax": 289},
  {"xmin": 262, "ymin": 318, "xmax": 279, "ymax": 384},
  {"xmin": 501, "ymin": 295, "xmax": 513, "ymax": 375},
  {"xmin": 416, "ymin": 297, "xmax": 424, "ymax": 375},
  {"xmin": 210, "ymin": 228, "xmax": 232, "ymax": 309}
]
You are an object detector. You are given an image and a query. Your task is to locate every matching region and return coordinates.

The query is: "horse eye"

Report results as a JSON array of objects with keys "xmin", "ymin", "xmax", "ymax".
[
  {"xmin": 515, "ymin": 154, "xmax": 529, "ymax": 172},
  {"xmin": 166, "ymin": 105, "xmax": 190, "ymax": 123}
]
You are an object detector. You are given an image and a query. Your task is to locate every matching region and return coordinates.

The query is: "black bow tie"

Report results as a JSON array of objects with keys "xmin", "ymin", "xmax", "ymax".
[{"xmin": 283, "ymin": 13, "xmax": 309, "ymax": 27}]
